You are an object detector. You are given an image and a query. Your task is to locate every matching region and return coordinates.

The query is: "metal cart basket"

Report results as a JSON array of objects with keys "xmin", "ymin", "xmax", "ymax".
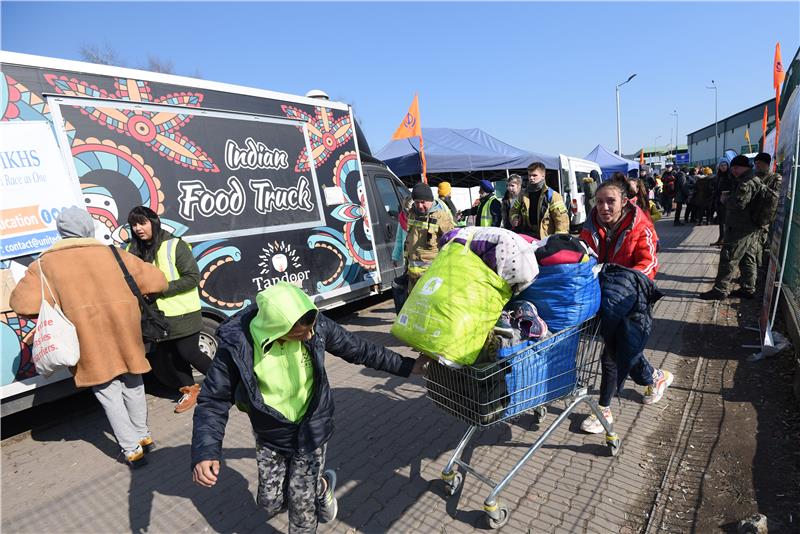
[{"xmin": 424, "ymin": 316, "xmax": 619, "ymax": 529}]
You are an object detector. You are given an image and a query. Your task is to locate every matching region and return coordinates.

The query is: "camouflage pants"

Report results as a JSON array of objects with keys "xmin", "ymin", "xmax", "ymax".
[
  {"xmin": 713, "ymin": 232, "xmax": 759, "ymax": 294},
  {"xmin": 255, "ymin": 439, "xmax": 325, "ymax": 534}
]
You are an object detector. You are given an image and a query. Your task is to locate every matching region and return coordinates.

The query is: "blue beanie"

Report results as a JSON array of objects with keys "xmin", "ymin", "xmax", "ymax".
[{"xmin": 479, "ymin": 179, "xmax": 495, "ymax": 193}]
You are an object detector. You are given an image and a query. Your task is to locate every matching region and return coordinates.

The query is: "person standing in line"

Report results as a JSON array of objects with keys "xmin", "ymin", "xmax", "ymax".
[
  {"xmin": 437, "ymin": 181, "xmax": 459, "ymax": 221},
  {"xmin": 683, "ymin": 167, "xmax": 699, "ymax": 223},
  {"xmin": 699, "ymin": 155, "xmax": 763, "ymax": 300},
  {"xmin": 661, "ymin": 170, "xmax": 675, "ymax": 216},
  {"xmin": 502, "ymin": 174, "xmax": 523, "ymax": 230},
  {"xmin": 10, "ymin": 207, "xmax": 168, "ymax": 467},
  {"xmin": 459, "ymin": 179, "xmax": 502, "ymax": 227},
  {"xmin": 126, "ymin": 206, "xmax": 212, "ymax": 414},
  {"xmin": 404, "ymin": 183, "xmax": 455, "ymax": 293},
  {"xmin": 710, "ymin": 158, "xmax": 732, "ymax": 246},
  {"xmin": 673, "ymin": 167, "xmax": 689, "ymax": 226},
  {"xmin": 509, "ymin": 161, "xmax": 570, "ymax": 239},
  {"xmin": 752, "ymin": 152, "xmax": 782, "ymax": 267},
  {"xmin": 583, "ymin": 170, "xmax": 599, "ymax": 217}
]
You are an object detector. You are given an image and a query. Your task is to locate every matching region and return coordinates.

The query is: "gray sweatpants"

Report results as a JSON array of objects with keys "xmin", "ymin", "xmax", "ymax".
[
  {"xmin": 255, "ymin": 439, "xmax": 325, "ymax": 534},
  {"xmin": 92, "ymin": 373, "xmax": 149, "ymax": 456}
]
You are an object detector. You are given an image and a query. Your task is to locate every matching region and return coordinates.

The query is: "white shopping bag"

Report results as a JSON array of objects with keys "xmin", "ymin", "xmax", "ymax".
[{"xmin": 31, "ymin": 262, "xmax": 80, "ymax": 376}]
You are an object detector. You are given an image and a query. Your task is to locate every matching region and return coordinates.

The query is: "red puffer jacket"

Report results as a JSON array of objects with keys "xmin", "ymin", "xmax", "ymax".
[{"xmin": 580, "ymin": 204, "xmax": 659, "ymax": 280}]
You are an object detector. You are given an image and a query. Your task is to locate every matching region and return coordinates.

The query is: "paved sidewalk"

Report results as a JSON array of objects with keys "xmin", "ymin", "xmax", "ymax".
[{"xmin": 2, "ymin": 219, "xmax": 726, "ymax": 533}]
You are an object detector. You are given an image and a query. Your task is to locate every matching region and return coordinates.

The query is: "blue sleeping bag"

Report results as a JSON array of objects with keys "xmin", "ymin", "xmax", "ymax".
[{"xmin": 513, "ymin": 257, "xmax": 601, "ymax": 332}]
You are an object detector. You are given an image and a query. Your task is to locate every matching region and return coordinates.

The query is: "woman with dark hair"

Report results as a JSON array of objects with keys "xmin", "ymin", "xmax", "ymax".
[
  {"xmin": 126, "ymin": 206, "xmax": 212, "ymax": 414},
  {"xmin": 578, "ymin": 179, "xmax": 671, "ymax": 434},
  {"xmin": 710, "ymin": 159, "xmax": 732, "ymax": 246}
]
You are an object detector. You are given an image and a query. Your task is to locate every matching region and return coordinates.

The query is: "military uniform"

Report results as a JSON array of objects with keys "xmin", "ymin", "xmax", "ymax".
[
  {"xmin": 404, "ymin": 201, "xmax": 455, "ymax": 290},
  {"xmin": 509, "ymin": 185, "xmax": 570, "ymax": 239},
  {"xmin": 712, "ymin": 169, "xmax": 763, "ymax": 295},
  {"xmin": 755, "ymin": 169, "xmax": 782, "ymax": 266}
]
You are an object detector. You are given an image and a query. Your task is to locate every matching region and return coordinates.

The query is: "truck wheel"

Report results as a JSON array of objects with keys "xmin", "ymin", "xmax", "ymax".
[{"xmin": 198, "ymin": 316, "xmax": 221, "ymax": 359}]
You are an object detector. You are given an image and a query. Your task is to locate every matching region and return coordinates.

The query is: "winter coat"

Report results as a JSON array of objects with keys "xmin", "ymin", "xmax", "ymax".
[
  {"xmin": 9, "ymin": 238, "xmax": 168, "ymax": 387},
  {"xmin": 404, "ymin": 200, "xmax": 455, "ymax": 279},
  {"xmin": 582, "ymin": 178, "xmax": 598, "ymax": 214},
  {"xmin": 440, "ymin": 195, "xmax": 458, "ymax": 220},
  {"xmin": 462, "ymin": 195, "xmax": 502, "ymax": 227},
  {"xmin": 191, "ymin": 302, "xmax": 415, "ymax": 465},
  {"xmin": 598, "ymin": 264, "xmax": 663, "ymax": 392},
  {"xmin": 580, "ymin": 203, "xmax": 659, "ymax": 280},
  {"xmin": 690, "ymin": 176, "xmax": 713, "ymax": 209},
  {"xmin": 724, "ymin": 169, "xmax": 763, "ymax": 242},
  {"xmin": 509, "ymin": 186, "xmax": 570, "ymax": 239},
  {"xmin": 674, "ymin": 173, "xmax": 689, "ymax": 203}
]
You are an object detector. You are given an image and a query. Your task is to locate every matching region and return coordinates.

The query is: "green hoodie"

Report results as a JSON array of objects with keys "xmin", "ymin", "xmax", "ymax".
[{"xmin": 249, "ymin": 282, "xmax": 318, "ymax": 422}]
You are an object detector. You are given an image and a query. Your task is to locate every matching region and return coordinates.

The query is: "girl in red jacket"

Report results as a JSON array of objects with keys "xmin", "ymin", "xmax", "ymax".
[{"xmin": 578, "ymin": 178, "xmax": 672, "ymax": 434}]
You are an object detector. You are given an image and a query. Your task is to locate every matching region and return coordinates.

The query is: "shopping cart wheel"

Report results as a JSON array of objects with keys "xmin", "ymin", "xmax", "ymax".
[
  {"xmin": 533, "ymin": 405, "xmax": 547, "ymax": 424},
  {"xmin": 444, "ymin": 472, "xmax": 463, "ymax": 496},
  {"xmin": 485, "ymin": 505, "xmax": 509, "ymax": 529},
  {"xmin": 607, "ymin": 435, "xmax": 621, "ymax": 457}
]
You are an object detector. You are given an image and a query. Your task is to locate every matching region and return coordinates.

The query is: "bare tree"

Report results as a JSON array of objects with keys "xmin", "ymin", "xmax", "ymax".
[
  {"xmin": 145, "ymin": 55, "xmax": 174, "ymax": 74},
  {"xmin": 79, "ymin": 43, "xmax": 125, "ymax": 66}
]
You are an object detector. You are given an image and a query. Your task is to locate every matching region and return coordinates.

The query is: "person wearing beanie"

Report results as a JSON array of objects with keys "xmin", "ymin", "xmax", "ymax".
[
  {"xmin": 458, "ymin": 179, "xmax": 502, "ymax": 227},
  {"xmin": 404, "ymin": 181, "xmax": 455, "ymax": 292},
  {"xmin": 191, "ymin": 282, "xmax": 427, "ymax": 529},
  {"xmin": 437, "ymin": 181, "xmax": 458, "ymax": 219},
  {"xmin": 10, "ymin": 208, "xmax": 168, "ymax": 468},
  {"xmin": 752, "ymin": 151, "xmax": 782, "ymax": 266},
  {"xmin": 710, "ymin": 158, "xmax": 732, "ymax": 245},
  {"xmin": 700, "ymin": 154, "xmax": 762, "ymax": 300},
  {"xmin": 509, "ymin": 161, "xmax": 569, "ymax": 239}
]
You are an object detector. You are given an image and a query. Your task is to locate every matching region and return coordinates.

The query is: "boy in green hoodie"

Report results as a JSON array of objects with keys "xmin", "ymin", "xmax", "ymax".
[{"xmin": 191, "ymin": 282, "xmax": 426, "ymax": 533}]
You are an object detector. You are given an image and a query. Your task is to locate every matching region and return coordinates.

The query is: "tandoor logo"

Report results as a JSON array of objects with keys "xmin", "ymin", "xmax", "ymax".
[
  {"xmin": 253, "ymin": 241, "xmax": 311, "ymax": 290},
  {"xmin": 420, "ymin": 277, "xmax": 444, "ymax": 295}
]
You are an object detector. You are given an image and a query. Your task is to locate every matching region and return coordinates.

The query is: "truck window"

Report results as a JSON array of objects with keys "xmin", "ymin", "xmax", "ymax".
[
  {"xmin": 374, "ymin": 175, "xmax": 401, "ymax": 217},
  {"xmin": 575, "ymin": 171, "xmax": 590, "ymax": 185}
]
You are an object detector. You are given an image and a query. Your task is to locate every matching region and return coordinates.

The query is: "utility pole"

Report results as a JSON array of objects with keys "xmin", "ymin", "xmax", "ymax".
[
  {"xmin": 670, "ymin": 110, "xmax": 679, "ymax": 163},
  {"xmin": 706, "ymin": 81, "xmax": 718, "ymax": 162},
  {"xmin": 615, "ymin": 74, "xmax": 637, "ymax": 156}
]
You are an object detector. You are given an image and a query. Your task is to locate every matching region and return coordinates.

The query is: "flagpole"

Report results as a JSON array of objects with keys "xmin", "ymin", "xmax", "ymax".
[{"xmin": 419, "ymin": 135, "xmax": 428, "ymax": 183}]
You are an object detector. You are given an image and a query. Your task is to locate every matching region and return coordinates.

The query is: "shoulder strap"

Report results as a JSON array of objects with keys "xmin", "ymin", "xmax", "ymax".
[{"xmin": 108, "ymin": 245, "xmax": 145, "ymax": 300}]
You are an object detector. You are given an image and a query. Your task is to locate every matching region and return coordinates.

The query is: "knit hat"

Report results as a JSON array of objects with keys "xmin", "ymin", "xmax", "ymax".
[
  {"xmin": 703, "ymin": 167, "xmax": 713, "ymax": 175},
  {"xmin": 718, "ymin": 156, "xmax": 730, "ymax": 166},
  {"xmin": 411, "ymin": 182, "xmax": 434, "ymax": 201},
  {"xmin": 56, "ymin": 207, "xmax": 95, "ymax": 238},
  {"xmin": 754, "ymin": 152, "xmax": 771, "ymax": 165},
  {"xmin": 437, "ymin": 181, "xmax": 452, "ymax": 197},
  {"xmin": 730, "ymin": 155, "xmax": 752, "ymax": 168},
  {"xmin": 479, "ymin": 179, "xmax": 495, "ymax": 193}
]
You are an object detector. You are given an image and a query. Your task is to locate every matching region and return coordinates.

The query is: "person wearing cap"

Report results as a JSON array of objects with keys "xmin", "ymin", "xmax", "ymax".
[
  {"xmin": 753, "ymin": 152, "xmax": 782, "ymax": 265},
  {"xmin": 437, "ymin": 181, "xmax": 458, "ymax": 220},
  {"xmin": 458, "ymin": 179, "xmax": 502, "ymax": 227},
  {"xmin": 10, "ymin": 207, "xmax": 168, "ymax": 468},
  {"xmin": 710, "ymin": 158, "xmax": 732, "ymax": 246},
  {"xmin": 700, "ymin": 155, "xmax": 763, "ymax": 300},
  {"xmin": 404, "ymin": 182, "xmax": 455, "ymax": 292},
  {"xmin": 509, "ymin": 161, "xmax": 569, "ymax": 239},
  {"xmin": 191, "ymin": 282, "xmax": 427, "ymax": 531}
]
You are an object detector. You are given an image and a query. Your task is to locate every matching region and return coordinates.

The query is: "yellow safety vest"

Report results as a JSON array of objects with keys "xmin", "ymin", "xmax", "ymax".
[
  {"xmin": 479, "ymin": 196, "xmax": 500, "ymax": 227},
  {"xmin": 153, "ymin": 238, "xmax": 202, "ymax": 317}
]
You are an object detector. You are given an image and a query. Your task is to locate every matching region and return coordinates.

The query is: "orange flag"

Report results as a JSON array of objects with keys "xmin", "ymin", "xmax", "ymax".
[
  {"xmin": 774, "ymin": 43, "xmax": 786, "ymax": 91},
  {"xmin": 639, "ymin": 149, "xmax": 645, "ymax": 166},
  {"xmin": 745, "ymin": 127, "xmax": 752, "ymax": 152},
  {"xmin": 391, "ymin": 94, "xmax": 428, "ymax": 182}
]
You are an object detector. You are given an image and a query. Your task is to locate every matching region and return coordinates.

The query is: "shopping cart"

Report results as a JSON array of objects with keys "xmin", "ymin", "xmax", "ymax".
[{"xmin": 424, "ymin": 316, "xmax": 619, "ymax": 529}]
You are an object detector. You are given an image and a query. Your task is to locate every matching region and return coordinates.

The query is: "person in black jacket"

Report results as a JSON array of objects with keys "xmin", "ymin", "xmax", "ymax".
[{"xmin": 191, "ymin": 282, "xmax": 426, "ymax": 533}]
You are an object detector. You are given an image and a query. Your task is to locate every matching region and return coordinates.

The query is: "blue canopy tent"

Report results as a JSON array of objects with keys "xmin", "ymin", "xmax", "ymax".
[
  {"xmin": 374, "ymin": 127, "xmax": 558, "ymax": 186},
  {"xmin": 584, "ymin": 144, "xmax": 639, "ymax": 179}
]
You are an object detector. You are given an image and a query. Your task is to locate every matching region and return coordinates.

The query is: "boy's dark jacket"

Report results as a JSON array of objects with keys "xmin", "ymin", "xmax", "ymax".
[{"xmin": 191, "ymin": 304, "xmax": 415, "ymax": 467}]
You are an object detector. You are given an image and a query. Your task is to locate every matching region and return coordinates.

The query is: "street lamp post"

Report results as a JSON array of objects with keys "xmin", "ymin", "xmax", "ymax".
[
  {"xmin": 706, "ymin": 80, "xmax": 718, "ymax": 163},
  {"xmin": 615, "ymin": 73, "xmax": 637, "ymax": 156},
  {"xmin": 654, "ymin": 135, "xmax": 662, "ymax": 167},
  {"xmin": 670, "ymin": 110, "xmax": 679, "ymax": 163}
]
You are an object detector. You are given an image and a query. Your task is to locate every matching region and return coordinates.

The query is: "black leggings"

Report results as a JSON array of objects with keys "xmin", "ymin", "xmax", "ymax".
[
  {"xmin": 599, "ymin": 349, "xmax": 655, "ymax": 406},
  {"xmin": 152, "ymin": 332, "xmax": 212, "ymax": 388}
]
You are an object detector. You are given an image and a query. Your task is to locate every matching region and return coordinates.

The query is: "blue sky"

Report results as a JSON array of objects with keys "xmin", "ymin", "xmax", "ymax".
[{"xmin": 2, "ymin": 1, "xmax": 798, "ymax": 158}]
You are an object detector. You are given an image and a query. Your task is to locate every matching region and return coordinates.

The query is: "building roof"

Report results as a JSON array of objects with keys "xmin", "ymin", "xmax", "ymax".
[{"xmin": 687, "ymin": 98, "xmax": 775, "ymax": 142}]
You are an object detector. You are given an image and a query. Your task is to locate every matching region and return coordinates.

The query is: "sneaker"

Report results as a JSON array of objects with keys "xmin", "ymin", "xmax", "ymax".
[
  {"xmin": 492, "ymin": 312, "xmax": 514, "ymax": 339},
  {"xmin": 175, "ymin": 384, "xmax": 201, "ymax": 414},
  {"xmin": 730, "ymin": 288, "xmax": 756, "ymax": 299},
  {"xmin": 139, "ymin": 435, "xmax": 155, "ymax": 454},
  {"xmin": 318, "ymin": 469, "xmax": 338, "ymax": 523},
  {"xmin": 126, "ymin": 445, "xmax": 147, "ymax": 469},
  {"xmin": 643, "ymin": 369, "xmax": 674, "ymax": 405},
  {"xmin": 698, "ymin": 288, "xmax": 726, "ymax": 301},
  {"xmin": 580, "ymin": 406, "xmax": 613, "ymax": 434}
]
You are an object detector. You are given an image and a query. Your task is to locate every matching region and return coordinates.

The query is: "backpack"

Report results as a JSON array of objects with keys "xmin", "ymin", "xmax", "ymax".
[
  {"xmin": 664, "ymin": 179, "xmax": 676, "ymax": 195},
  {"xmin": 749, "ymin": 178, "xmax": 779, "ymax": 228}
]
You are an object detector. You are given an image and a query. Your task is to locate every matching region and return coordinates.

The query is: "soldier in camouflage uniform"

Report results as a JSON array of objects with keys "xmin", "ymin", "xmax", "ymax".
[
  {"xmin": 192, "ymin": 283, "xmax": 426, "ymax": 533},
  {"xmin": 699, "ymin": 155, "xmax": 763, "ymax": 300},
  {"xmin": 753, "ymin": 152, "xmax": 782, "ymax": 267}
]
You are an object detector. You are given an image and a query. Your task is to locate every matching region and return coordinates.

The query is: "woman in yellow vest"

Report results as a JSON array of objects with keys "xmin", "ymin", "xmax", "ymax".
[{"xmin": 126, "ymin": 206, "xmax": 211, "ymax": 414}]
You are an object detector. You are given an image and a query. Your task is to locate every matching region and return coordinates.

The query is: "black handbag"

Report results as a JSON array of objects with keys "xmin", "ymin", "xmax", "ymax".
[{"xmin": 109, "ymin": 245, "xmax": 171, "ymax": 344}]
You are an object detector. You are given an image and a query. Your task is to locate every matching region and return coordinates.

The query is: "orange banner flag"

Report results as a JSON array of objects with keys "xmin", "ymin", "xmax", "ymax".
[
  {"xmin": 391, "ymin": 94, "xmax": 428, "ymax": 181},
  {"xmin": 639, "ymin": 149, "xmax": 645, "ymax": 166},
  {"xmin": 774, "ymin": 43, "xmax": 786, "ymax": 91}
]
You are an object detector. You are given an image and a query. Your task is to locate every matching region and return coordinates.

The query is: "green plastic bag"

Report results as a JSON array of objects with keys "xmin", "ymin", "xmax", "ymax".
[{"xmin": 391, "ymin": 239, "xmax": 512, "ymax": 366}]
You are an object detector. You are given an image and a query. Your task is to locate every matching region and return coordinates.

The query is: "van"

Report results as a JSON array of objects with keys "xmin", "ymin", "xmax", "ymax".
[
  {"xmin": 0, "ymin": 52, "xmax": 409, "ymax": 415},
  {"xmin": 555, "ymin": 155, "xmax": 602, "ymax": 231}
]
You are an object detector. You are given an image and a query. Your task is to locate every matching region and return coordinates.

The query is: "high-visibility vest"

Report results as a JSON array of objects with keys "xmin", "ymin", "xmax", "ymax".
[
  {"xmin": 151, "ymin": 238, "xmax": 202, "ymax": 317},
  {"xmin": 479, "ymin": 196, "xmax": 500, "ymax": 227}
]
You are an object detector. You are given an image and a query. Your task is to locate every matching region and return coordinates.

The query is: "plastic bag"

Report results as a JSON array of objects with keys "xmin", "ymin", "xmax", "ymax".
[{"xmin": 32, "ymin": 262, "xmax": 80, "ymax": 377}]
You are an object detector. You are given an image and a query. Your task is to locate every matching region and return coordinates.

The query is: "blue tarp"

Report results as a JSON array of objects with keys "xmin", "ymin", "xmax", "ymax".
[
  {"xmin": 584, "ymin": 144, "xmax": 639, "ymax": 179},
  {"xmin": 374, "ymin": 128, "xmax": 558, "ymax": 178}
]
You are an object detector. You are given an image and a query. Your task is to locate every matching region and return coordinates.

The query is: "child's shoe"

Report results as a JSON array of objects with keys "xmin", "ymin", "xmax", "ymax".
[{"xmin": 318, "ymin": 469, "xmax": 338, "ymax": 523}]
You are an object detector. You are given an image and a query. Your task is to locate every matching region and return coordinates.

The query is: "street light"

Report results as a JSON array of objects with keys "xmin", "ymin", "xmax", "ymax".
[
  {"xmin": 670, "ymin": 110, "xmax": 679, "ymax": 162},
  {"xmin": 616, "ymin": 73, "xmax": 637, "ymax": 156},
  {"xmin": 706, "ymin": 80, "xmax": 718, "ymax": 162},
  {"xmin": 654, "ymin": 135, "xmax": 662, "ymax": 167}
]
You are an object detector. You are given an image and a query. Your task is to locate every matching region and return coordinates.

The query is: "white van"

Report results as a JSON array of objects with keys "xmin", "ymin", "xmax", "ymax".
[{"xmin": 556, "ymin": 155, "xmax": 602, "ymax": 230}]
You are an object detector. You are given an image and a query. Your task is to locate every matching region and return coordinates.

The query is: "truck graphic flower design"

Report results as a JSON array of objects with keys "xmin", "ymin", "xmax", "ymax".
[
  {"xmin": 281, "ymin": 105, "xmax": 353, "ymax": 172},
  {"xmin": 44, "ymin": 74, "xmax": 219, "ymax": 172},
  {"xmin": 0, "ymin": 73, "xmax": 76, "ymax": 141}
]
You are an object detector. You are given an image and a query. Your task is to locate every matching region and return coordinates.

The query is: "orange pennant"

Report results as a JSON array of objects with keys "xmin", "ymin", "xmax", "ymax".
[
  {"xmin": 391, "ymin": 94, "xmax": 422, "ymax": 140},
  {"xmin": 774, "ymin": 43, "xmax": 786, "ymax": 91},
  {"xmin": 639, "ymin": 149, "xmax": 645, "ymax": 166}
]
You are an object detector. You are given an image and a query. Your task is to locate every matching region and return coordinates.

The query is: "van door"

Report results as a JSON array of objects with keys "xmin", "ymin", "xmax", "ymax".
[{"xmin": 363, "ymin": 166, "xmax": 408, "ymax": 288}]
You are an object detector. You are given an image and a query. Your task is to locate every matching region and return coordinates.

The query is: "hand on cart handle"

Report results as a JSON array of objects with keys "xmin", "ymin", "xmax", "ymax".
[{"xmin": 411, "ymin": 355, "xmax": 434, "ymax": 375}]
